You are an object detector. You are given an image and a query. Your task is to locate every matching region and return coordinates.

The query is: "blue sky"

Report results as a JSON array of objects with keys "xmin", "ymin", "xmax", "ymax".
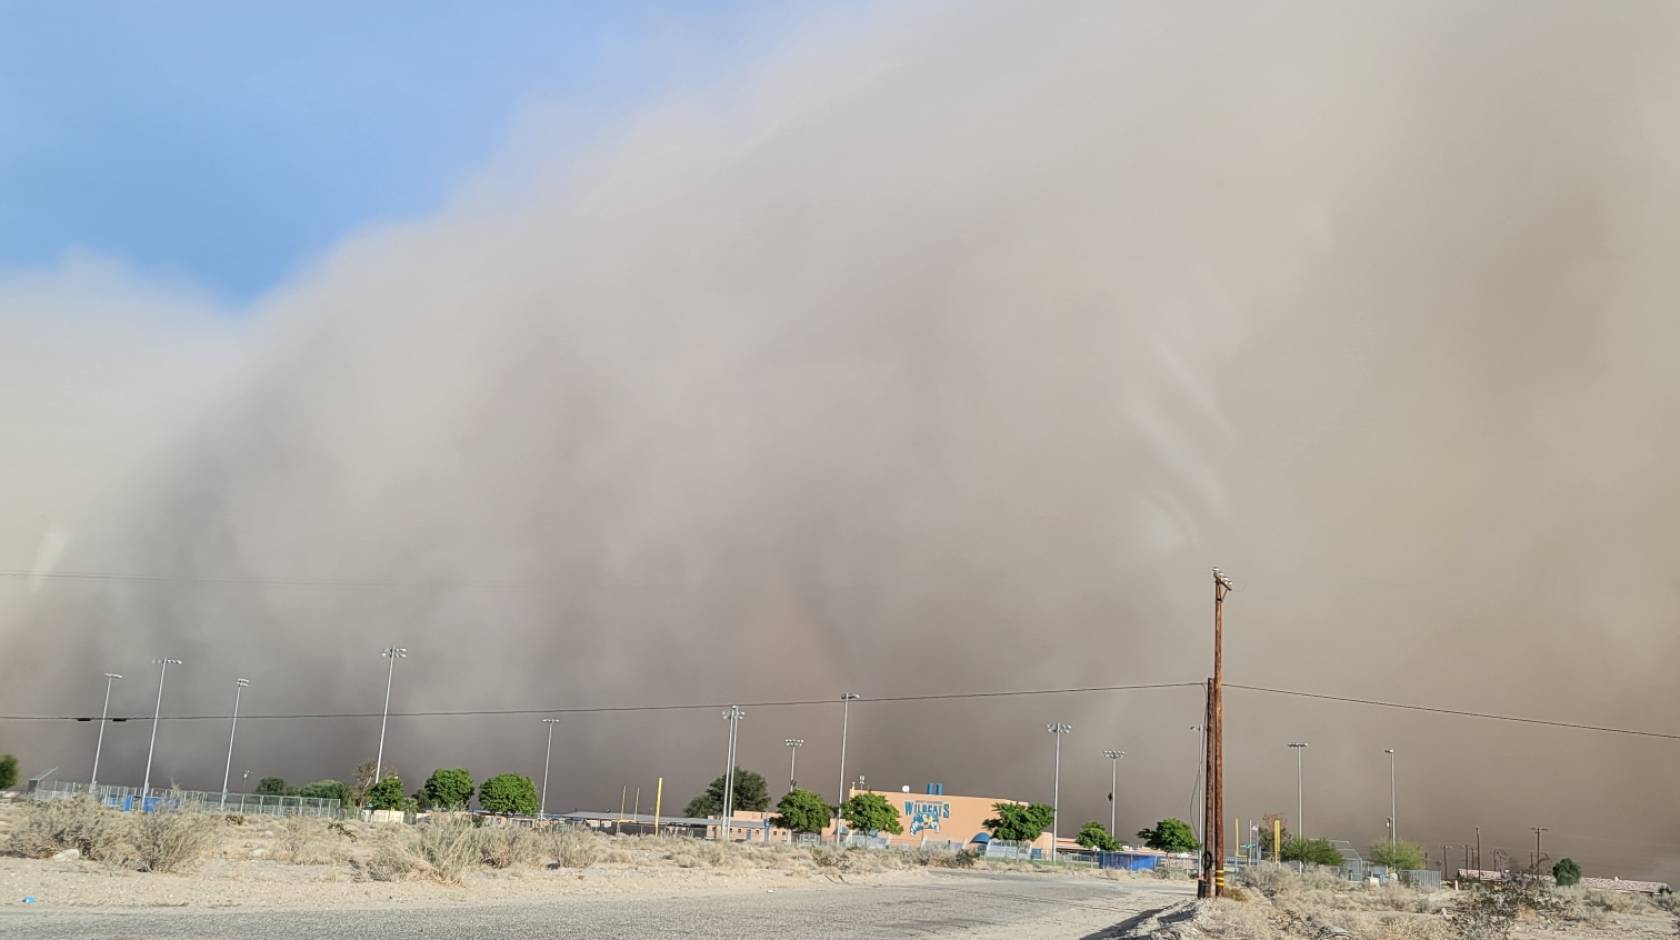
[{"xmin": 0, "ymin": 1, "xmax": 825, "ymax": 304}]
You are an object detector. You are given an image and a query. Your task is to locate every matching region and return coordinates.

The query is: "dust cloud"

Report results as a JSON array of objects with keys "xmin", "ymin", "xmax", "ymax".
[{"xmin": 4, "ymin": 1, "xmax": 1680, "ymax": 879}]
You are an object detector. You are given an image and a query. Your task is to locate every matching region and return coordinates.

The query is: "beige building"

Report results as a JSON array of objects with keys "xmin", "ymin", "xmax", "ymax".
[{"xmin": 717, "ymin": 786, "xmax": 1053, "ymax": 854}]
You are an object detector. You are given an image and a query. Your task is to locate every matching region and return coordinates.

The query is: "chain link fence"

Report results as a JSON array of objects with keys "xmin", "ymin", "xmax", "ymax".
[{"xmin": 31, "ymin": 780, "xmax": 341, "ymax": 818}]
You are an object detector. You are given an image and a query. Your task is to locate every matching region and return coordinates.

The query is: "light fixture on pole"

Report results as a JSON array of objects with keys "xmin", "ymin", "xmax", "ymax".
[
  {"xmin": 373, "ymin": 647, "xmax": 407, "ymax": 789},
  {"xmin": 220, "ymin": 677, "xmax": 250, "ymax": 810},
  {"xmin": 837, "ymin": 692, "xmax": 861, "ymax": 810},
  {"xmin": 1102, "ymin": 749, "xmax": 1125, "ymax": 840},
  {"xmin": 540, "ymin": 718, "xmax": 562, "ymax": 818},
  {"xmin": 140, "ymin": 657, "xmax": 182, "ymax": 802},
  {"xmin": 90, "ymin": 672, "xmax": 123, "ymax": 790},
  {"xmin": 784, "ymin": 738, "xmax": 804, "ymax": 791},
  {"xmin": 1047, "ymin": 722, "xmax": 1072, "ymax": 862},
  {"xmin": 719, "ymin": 706, "xmax": 745, "ymax": 841},
  {"xmin": 1288, "ymin": 742, "xmax": 1309, "ymax": 837},
  {"xmin": 1384, "ymin": 748, "xmax": 1396, "ymax": 847}
]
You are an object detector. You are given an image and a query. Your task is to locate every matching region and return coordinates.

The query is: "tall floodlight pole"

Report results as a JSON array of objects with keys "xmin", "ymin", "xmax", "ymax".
[
  {"xmin": 719, "ymin": 706, "xmax": 745, "ymax": 841},
  {"xmin": 540, "ymin": 718, "xmax": 562, "ymax": 818},
  {"xmin": 1102, "ymin": 750, "xmax": 1125, "ymax": 838},
  {"xmin": 1385, "ymin": 748, "xmax": 1397, "ymax": 847},
  {"xmin": 1201, "ymin": 568, "xmax": 1234, "ymax": 899},
  {"xmin": 373, "ymin": 647, "xmax": 407, "ymax": 788},
  {"xmin": 1047, "ymin": 723, "xmax": 1072, "ymax": 862},
  {"xmin": 1288, "ymin": 742, "xmax": 1309, "ymax": 837},
  {"xmin": 784, "ymin": 738, "xmax": 804, "ymax": 791},
  {"xmin": 837, "ymin": 692, "xmax": 861, "ymax": 811},
  {"xmin": 140, "ymin": 657, "xmax": 182, "ymax": 801},
  {"xmin": 220, "ymin": 677, "xmax": 250, "ymax": 810},
  {"xmin": 90, "ymin": 672, "xmax": 123, "ymax": 789}
]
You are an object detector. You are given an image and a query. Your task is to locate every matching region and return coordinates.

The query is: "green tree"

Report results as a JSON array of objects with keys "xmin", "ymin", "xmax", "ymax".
[
  {"xmin": 477, "ymin": 773, "xmax": 539, "ymax": 815},
  {"xmin": 1259, "ymin": 812, "xmax": 1289, "ymax": 858},
  {"xmin": 0, "ymin": 753, "xmax": 18, "ymax": 790},
  {"xmin": 421, "ymin": 768, "xmax": 476, "ymax": 810},
  {"xmin": 1077, "ymin": 821, "xmax": 1120, "ymax": 851},
  {"xmin": 1367, "ymin": 840, "xmax": 1427, "ymax": 870},
  {"xmin": 1281, "ymin": 836, "xmax": 1345, "ymax": 867},
  {"xmin": 351, "ymin": 760, "xmax": 397, "ymax": 807},
  {"xmin": 985, "ymin": 802, "xmax": 1056, "ymax": 842},
  {"xmin": 1553, "ymin": 857, "xmax": 1582, "ymax": 887},
  {"xmin": 295, "ymin": 779, "xmax": 353, "ymax": 805},
  {"xmin": 773, "ymin": 788, "xmax": 833, "ymax": 834},
  {"xmin": 840, "ymin": 792, "xmax": 904, "ymax": 834},
  {"xmin": 366, "ymin": 775, "xmax": 406, "ymax": 811},
  {"xmin": 1136, "ymin": 817, "xmax": 1200, "ymax": 853},
  {"xmin": 683, "ymin": 768, "xmax": 771, "ymax": 817},
  {"xmin": 254, "ymin": 776, "xmax": 291, "ymax": 796}
]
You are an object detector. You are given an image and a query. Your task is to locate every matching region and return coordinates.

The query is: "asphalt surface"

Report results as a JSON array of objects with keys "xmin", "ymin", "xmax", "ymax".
[{"xmin": 0, "ymin": 871, "xmax": 1193, "ymax": 939}]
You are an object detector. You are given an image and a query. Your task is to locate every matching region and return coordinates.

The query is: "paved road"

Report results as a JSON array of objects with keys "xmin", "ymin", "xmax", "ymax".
[{"xmin": 0, "ymin": 871, "xmax": 1191, "ymax": 939}]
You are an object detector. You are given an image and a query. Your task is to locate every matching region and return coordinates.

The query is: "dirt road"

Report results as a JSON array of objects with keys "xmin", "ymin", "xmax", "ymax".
[{"xmin": 0, "ymin": 870, "xmax": 1190, "ymax": 939}]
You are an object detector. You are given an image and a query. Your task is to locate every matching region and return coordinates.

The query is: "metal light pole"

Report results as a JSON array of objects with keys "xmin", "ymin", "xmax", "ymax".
[
  {"xmin": 1048, "ymin": 722, "xmax": 1072, "ymax": 862},
  {"xmin": 90, "ymin": 672, "xmax": 123, "ymax": 790},
  {"xmin": 220, "ymin": 678, "xmax": 250, "ymax": 810},
  {"xmin": 837, "ymin": 692, "xmax": 860, "ymax": 810},
  {"xmin": 140, "ymin": 657, "xmax": 182, "ymax": 801},
  {"xmin": 1288, "ymin": 742, "xmax": 1309, "ymax": 837},
  {"xmin": 539, "ymin": 718, "xmax": 561, "ymax": 818},
  {"xmin": 373, "ymin": 647, "xmax": 407, "ymax": 788},
  {"xmin": 784, "ymin": 738, "xmax": 804, "ymax": 791},
  {"xmin": 719, "ymin": 706, "xmax": 745, "ymax": 841},
  {"xmin": 1384, "ymin": 748, "xmax": 1397, "ymax": 847},
  {"xmin": 1102, "ymin": 749, "xmax": 1125, "ymax": 839}
]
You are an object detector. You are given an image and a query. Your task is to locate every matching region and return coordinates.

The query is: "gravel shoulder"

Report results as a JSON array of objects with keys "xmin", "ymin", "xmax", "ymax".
[{"xmin": 0, "ymin": 870, "xmax": 1194, "ymax": 939}]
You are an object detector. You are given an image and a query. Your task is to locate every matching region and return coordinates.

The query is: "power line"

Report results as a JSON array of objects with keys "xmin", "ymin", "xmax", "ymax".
[
  {"xmin": 0, "ymin": 569, "xmax": 531, "ymax": 592},
  {"xmin": 1227, "ymin": 683, "xmax": 1680, "ymax": 741},
  {"xmin": 0, "ymin": 680, "xmax": 1204, "ymax": 723}
]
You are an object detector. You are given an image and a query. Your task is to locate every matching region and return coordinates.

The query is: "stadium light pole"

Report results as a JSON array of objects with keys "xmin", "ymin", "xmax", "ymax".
[
  {"xmin": 1048, "ymin": 722, "xmax": 1072, "ymax": 862},
  {"xmin": 373, "ymin": 647, "xmax": 407, "ymax": 788},
  {"xmin": 718, "ymin": 706, "xmax": 745, "ymax": 841},
  {"xmin": 1288, "ymin": 742, "xmax": 1309, "ymax": 837},
  {"xmin": 1102, "ymin": 749, "xmax": 1125, "ymax": 839},
  {"xmin": 837, "ymin": 692, "xmax": 861, "ymax": 810},
  {"xmin": 90, "ymin": 672, "xmax": 123, "ymax": 790},
  {"xmin": 220, "ymin": 678, "xmax": 250, "ymax": 810},
  {"xmin": 784, "ymin": 738, "xmax": 804, "ymax": 791},
  {"xmin": 1385, "ymin": 748, "xmax": 1397, "ymax": 847},
  {"xmin": 140, "ymin": 657, "xmax": 182, "ymax": 801},
  {"xmin": 539, "ymin": 718, "xmax": 562, "ymax": 818}
]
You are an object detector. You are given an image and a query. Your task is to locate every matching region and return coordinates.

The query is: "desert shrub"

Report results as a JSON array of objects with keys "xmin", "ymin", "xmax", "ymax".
[
  {"xmin": 133, "ymin": 810, "xmax": 219, "ymax": 872},
  {"xmin": 4, "ymin": 798, "xmax": 134, "ymax": 862},
  {"xmin": 1551, "ymin": 856, "xmax": 1581, "ymax": 887},
  {"xmin": 418, "ymin": 821, "xmax": 482, "ymax": 883},
  {"xmin": 477, "ymin": 773, "xmax": 538, "ymax": 815},
  {"xmin": 365, "ymin": 831, "xmax": 424, "ymax": 882},
  {"xmin": 1238, "ymin": 861, "xmax": 1295, "ymax": 895},
  {"xmin": 479, "ymin": 825, "xmax": 544, "ymax": 868},
  {"xmin": 280, "ymin": 816, "xmax": 345, "ymax": 864},
  {"xmin": 544, "ymin": 825, "xmax": 599, "ymax": 868}
]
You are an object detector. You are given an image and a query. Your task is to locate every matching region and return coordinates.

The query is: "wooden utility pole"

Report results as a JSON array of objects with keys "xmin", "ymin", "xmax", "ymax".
[{"xmin": 1200, "ymin": 568, "xmax": 1233, "ymax": 899}]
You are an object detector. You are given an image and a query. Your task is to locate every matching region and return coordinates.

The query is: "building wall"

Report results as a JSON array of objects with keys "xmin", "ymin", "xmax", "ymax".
[{"xmin": 846, "ymin": 789, "xmax": 1053, "ymax": 852}]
